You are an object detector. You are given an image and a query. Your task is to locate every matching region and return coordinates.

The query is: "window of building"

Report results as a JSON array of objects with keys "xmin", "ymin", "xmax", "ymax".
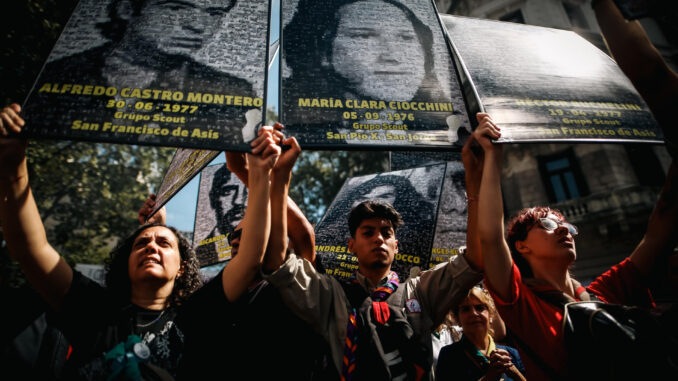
[
  {"xmin": 538, "ymin": 149, "xmax": 588, "ymax": 202},
  {"xmin": 500, "ymin": 9, "xmax": 525, "ymax": 24}
]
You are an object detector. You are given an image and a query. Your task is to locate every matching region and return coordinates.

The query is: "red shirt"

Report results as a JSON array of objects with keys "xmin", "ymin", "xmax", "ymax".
[{"xmin": 485, "ymin": 258, "xmax": 653, "ymax": 380}]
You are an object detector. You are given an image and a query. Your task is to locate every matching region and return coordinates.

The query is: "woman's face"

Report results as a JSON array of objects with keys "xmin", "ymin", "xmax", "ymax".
[
  {"xmin": 352, "ymin": 184, "xmax": 397, "ymax": 208},
  {"xmin": 331, "ymin": 0, "xmax": 426, "ymax": 101},
  {"xmin": 128, "ymin": 226, "xmax": 183, "ymax": 285},
  {"xmin": 458, "ymin": 295, "xmax": 490, "ymax": 335}
]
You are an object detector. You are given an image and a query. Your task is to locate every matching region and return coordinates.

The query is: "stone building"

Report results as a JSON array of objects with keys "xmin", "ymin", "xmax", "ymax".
[{"xmin": 435, "ymin": 0, "xmax": 675, "ymax": 283}]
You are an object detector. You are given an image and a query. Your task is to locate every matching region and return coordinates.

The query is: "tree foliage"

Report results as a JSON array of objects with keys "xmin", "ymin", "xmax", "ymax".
[
  {"xmin": 0, "ymin": 0, "xmax": 173, "ymax": 286},
  {"xmin": 290, "ymin": 150, "xmax": 389, "ymax": 224}
]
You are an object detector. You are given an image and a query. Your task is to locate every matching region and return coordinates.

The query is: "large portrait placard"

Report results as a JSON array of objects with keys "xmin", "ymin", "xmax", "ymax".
[
  {"xmin": 390, "ymin": 152, "xmax": 468, "ymax": 268},
  {"xmin": 280, "ymin": 0, "xmax": 471, "ymax": 150},
  {"xmin": 22, "ymin": 0, "xmax": 270, "ymax": 151},
  {"xmin": 193, "ymin": 163, "xmax": 248, "ymax": 267},
  {"xmin": 148, "ymin": 148, "xmax": 220, "ymax": 222},
  {"xmin": 442, "ymin": 15, "xmax": 663, "ymax": 143},
  {"xmin": 315, "ymin": 164, "xmax": 445, "ymax": 280}
]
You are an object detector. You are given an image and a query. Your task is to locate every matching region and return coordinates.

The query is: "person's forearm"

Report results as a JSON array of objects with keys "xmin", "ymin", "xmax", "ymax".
[
  {"xmin": 594, "ymin": 0, "xmax": 678, "ymax": 126},
  {"xmin": 222, "ymin": 167, "xmax": 271, "ymax": 301},
  {"xmin": 1, "ymin": 160, "xmax": 51, "ymax": 262},
  {"xmin": 478, "ymin": 150, "xmax": 506, "ymax": 245},
  {"xmin": 477, "ymin": 148, "xmax": 513, "ymax": 297},
  {"xmin": 465, "ymin": 194, "xmax": 482, "ymax": 270},
  {"xmin": 0, "ymin": 160, "xmax": 72, "ymax": 310},
  {"xmin": 630, "ymin": 162, "xmax": 678, "ymax": 275},
  {"xmin": 263, "ymin": 171, "xmax": 289, "ymax": 272},
  {"xmin": 285, "ymin": 195, "xmax": 315, "ymax": 264}
]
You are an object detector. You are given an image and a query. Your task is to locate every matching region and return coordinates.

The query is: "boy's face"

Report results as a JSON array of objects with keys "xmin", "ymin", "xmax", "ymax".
[{"xmin": 349, "ymin": 217, "xmax": 398, "ymax": 271}]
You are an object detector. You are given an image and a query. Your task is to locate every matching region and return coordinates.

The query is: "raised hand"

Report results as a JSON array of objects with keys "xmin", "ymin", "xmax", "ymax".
[
  {"xmin": 473, "ymin": 112, "xmax": 501, "ymax": 152},
  {"xmin": 138, "ymin": 194, "xmax": 166, "ymax": 225},
  {"xmin": 0, "ymin": 103, "xmax": 24, "ymax": 137},
  {"xmin": 225, "ymin": 151, "xmax": 249, "ymax": 186},
  {"xmin": 248, "ymin": 125, "xmax": 281, "ymax": 172},
  {"xmin": 0, "ymin": 104, "xmax": 28, "ymax": 184},
  {"xmin": 271, "ymin": 123, "xmax": 301, "ymax": 179}
]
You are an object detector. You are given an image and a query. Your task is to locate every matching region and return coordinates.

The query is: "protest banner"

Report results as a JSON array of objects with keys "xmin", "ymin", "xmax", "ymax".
[
  {"xmin": 21, "ymin": 0, "xmax": 270, "ymax": 151},
  {"xmin": 193, "ymin": 163, "xmax": 248, "ymax": 267},
  {"xmin": 280, "ymin": 0, "xmax": 472, "ymax": 150},
  {"xmin": 441, "ymin": 15, "xmax": 663, "ymax": 143},
  {"xmin": 315, "ymin": 164, "xmax": 445, "ymax": 280}
]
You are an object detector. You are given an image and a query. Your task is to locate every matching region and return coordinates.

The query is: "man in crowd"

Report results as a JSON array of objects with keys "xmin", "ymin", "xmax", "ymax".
[{"xmin": 262, "ymin": 130, "xmax": 485, "ymax": 379}]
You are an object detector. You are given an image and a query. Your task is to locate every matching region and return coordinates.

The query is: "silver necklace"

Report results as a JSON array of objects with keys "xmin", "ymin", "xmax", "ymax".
[{"xmin": 136, "ymin": 309, "xmax": 165, "ymax": 328}]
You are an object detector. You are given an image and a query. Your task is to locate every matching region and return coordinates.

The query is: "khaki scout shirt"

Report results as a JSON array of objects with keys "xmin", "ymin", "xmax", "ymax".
[{"xmin": 265, "ymin": 253, "xmax": 482, "ymax": 376}]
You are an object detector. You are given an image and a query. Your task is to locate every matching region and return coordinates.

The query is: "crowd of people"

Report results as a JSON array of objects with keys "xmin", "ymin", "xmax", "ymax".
[{"xmin": 1, "ymin": 0, "xmax": 678, "ymax": 380}]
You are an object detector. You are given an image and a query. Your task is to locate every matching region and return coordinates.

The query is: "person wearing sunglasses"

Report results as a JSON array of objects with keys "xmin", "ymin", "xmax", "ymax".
[
  {"xmin": 467, "ymin": 112, "xmax": 678, "ymax": 379},
  {"xmin": 436, "ymin": 286, "xmax": 525, "ymax": 381}
]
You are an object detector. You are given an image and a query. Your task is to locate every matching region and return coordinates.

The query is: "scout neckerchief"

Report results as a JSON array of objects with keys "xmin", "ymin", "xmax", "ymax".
[
  {"xmin": 341, "ymin": 271, "xmax": 400, "ymax": 381},
  {"xmin": 461, "ymin": 334, "xmax": 497, "ymax": 371}
]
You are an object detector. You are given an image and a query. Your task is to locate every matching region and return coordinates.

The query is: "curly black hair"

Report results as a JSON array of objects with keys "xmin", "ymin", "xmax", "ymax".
[{"xmin": 105, "ymin": 223, "xmax": 202, "ymax": 307}]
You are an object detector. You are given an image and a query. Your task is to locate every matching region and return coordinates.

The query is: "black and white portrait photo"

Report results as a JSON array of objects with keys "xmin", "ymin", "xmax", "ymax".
[
  {"xmin": 281, "ymin": 0, "xmax": 470, "ymax": 149},
  {"xmin": 193, "ymin": 163, "xmax": 248, "ymax": 267},
  {"xmin": 23, "ymin": 0, "xmax": 270, "ymax": 150},
  {"xmin": 315, "ymin": 164, "xmax": 445, "ymax": 280}
]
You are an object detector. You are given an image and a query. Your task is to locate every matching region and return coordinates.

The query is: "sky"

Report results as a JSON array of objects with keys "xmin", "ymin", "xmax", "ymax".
[{"xmin": 164, "ymin": 0, "xmax": 281, "ymax": 232}]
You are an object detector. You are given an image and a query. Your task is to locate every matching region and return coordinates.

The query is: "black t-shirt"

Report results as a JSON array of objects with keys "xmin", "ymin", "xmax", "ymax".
[
  {"xmin": 57, "ymin": 271, "xmax": 332, "ymax": 380},
  {"xmin": 176, "ymin": 271, "xmax": 333, "ymax": 380},
  {"xmin": 55, "ymin": 272, "xmax": 183, "ymax": 380}
]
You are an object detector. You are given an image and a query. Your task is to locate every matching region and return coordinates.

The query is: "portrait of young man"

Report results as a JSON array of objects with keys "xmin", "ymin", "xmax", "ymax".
[
  {"xmin": 23, "ymin": 0, "xmax": 268, "ymax": 149},
  {"xmin": 193, "ymin": 163, "xmax": 248, "ymax": 267}
]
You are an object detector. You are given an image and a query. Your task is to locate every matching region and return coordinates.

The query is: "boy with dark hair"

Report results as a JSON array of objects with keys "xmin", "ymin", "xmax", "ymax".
[
  {"xmin": 347, "ymin": 200, "xmax": 403, "ymax": 238},
  {"xmin": 262, "ymin": 135, "xmax": 484, "ymax": 380}
]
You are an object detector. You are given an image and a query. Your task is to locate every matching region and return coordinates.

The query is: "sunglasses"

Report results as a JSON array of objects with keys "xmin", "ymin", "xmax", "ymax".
[
  {"xmin": 227, "ymin": 228, "xmax": 242, "ymax": 245},
  {"xmin": 537, "ymin": 217, "xmax": 578, "ymax": 236},
  {"xmin": 459, "ymin": 304, "xmax": 488, "ymax": 313}
]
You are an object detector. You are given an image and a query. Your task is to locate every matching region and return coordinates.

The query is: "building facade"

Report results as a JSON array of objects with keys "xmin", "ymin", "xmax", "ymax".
[{"xmin": 436, "ymin": 0, "xmax": 675, "ymax": 283}]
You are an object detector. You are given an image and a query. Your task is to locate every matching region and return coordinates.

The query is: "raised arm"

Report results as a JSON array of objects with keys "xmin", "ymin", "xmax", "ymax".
[
  {"xmin": 629, "ymin": 161, "xmax": 678, "ymax": 275},
  {"xmin": 229, "ymin": 123, "xmax": 315, "ymax": 266},
  {"xmin": 264, "ymin": 130, "xmax": 302, "ymax": 273},
  {"xmin": 0, "ymin": 104, "xmax": 73, "ymax": 310},
  {"xmin": 461, "ymin": 131, "xmax": 485, "ymax": 271},
  {"xmin": 220, "ymin": 126, "xmax": 280, "ymax": 301},
  {"xmin": 472, "ymin": 113, "xmax": 513, "ymax": 301},
  {"xmin": 593, "ymin": 0, "xmax": 678, "ymax": 143}
]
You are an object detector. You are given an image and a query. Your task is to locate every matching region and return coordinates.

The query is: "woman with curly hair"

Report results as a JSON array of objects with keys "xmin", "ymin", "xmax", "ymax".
[{"xmin": 0, "ymin": 103, "xmax": 281, "ymax": 379}]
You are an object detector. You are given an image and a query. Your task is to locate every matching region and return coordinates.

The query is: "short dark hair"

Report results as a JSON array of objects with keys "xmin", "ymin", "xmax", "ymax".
[
  {"xmin": 506, "ymin": 206, "xmax": 566, "ymax": 278},
  {"xmin": 348, "ymin": 200, "xmax": 403, "ymax": 237},
  {"xmin": 105, "ymin": 223, "xmax": 202, "ymax": 307}
]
